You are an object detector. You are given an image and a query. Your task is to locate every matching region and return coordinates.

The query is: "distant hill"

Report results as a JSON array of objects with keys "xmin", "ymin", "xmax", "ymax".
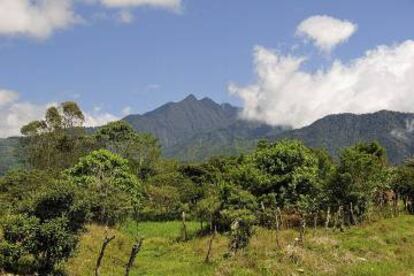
[
  {"xmin": 123, "ymin": 95, "xmax": 285, "ymax": 160},
  {"xmin": 273, "ymin": 110, "xmax": 414, "ymax": 164},
  {"xmin": 124, "ymin": 95, "xmax": 241, "ymax": 148},
  {"xmin": 2, "ymin": 97, "xmax": 414, "ymax": 175},
  {"xmin": 164, "ymin": 120, "xmax": 286, "ymax": 160}
]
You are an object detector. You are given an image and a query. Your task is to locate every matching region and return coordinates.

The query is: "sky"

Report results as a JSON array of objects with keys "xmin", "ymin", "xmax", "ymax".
[{"xmin": 0, "ymin": 0, "xmax": 414, "ymax": 137}]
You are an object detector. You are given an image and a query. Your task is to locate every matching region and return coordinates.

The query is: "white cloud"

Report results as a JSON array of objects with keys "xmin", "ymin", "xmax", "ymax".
[
  {"xmin": 229, "ymin": 40, "xmax": 414, "ymax": 129},
  {"xmin": 0, "ymin": 90, "xmax": 19, "ymax": 107},
  {"xmin": 117, "ymin": 10, "xmax": 134, "ymax": 23},
  {"xmin": 100, "ymin": 0, "xmax": 181, "ymax": 11},
  {"xmin": 391, "ymin": 119, "xmax": 414, "ymax": 141},
  {"xmin": 0, "ymin": 89, "xmax": 119, "ymax": 137},
  {"xmin": 121, "ymin": 106, "xmax": 132, "ymax": 115},
  {"xmin": 85, "ymin": 105, "xmax": 120, "ymax": 126},
  {"xmin": 0, "ymin": 90, "xmax": 47, "ymax": 137},
  {"xmin": 0, "ymin": 0, "xmax": 79, "ymax": 39},
  {"xmin": 84, "ymin": 112, "xmax": 119, "ymax": 127},
  {"xmin": 0, "ymin": 0, "xmax": 181, "ymax": 39},
  {"xmin": 297, "ymin": 15, "xmax": 357, "ymax": 52}
]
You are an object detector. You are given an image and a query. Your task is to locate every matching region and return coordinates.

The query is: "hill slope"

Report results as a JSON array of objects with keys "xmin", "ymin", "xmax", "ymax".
[
  {"xmin": 274, "ymin": 110, "xmax": 414, "ymax": 163},
  {"xmin": 124, "ymin": 95, "xmax": 240, "ymax": 148},
  {"xmin": 123, "ymin": 95, "xmax": 284, "ymax": 160},
  {"xmin": 2, "ymin": 99, "xmax": 414, "ymax": 174}
]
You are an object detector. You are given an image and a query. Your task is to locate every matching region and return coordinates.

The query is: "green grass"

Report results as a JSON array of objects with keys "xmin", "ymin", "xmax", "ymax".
[
  {"xmin": 66, "ymin": 215, "xmax": 414, "ymax": 275},
  {"xmin": 119, "ymin": 220, "xmax": 201, "ymax": 239}
]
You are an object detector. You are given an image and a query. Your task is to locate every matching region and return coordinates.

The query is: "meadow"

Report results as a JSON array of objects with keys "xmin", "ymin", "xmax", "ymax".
[{"xmin": 66, "ymin": 215, "xmax": 414, "ymax": 276}]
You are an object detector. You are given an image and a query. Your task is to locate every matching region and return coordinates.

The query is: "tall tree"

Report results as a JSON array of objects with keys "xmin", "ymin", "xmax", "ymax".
[
  {"xmin": 20, "ymin": 102, "xmax": 92, "ymax": 171},
  {"xmin": 95, "ymin": 121, "xmax": 161, "ymax": 179},
  {"xmin": 326, "ymin": 142, "xmax": 391, "ymax": 223}
]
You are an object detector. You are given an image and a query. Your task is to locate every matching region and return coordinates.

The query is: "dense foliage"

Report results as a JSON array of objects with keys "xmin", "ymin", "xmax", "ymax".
[{"xmin": 66, "ymin": 149, "xmax": 142, "ymax": 225}]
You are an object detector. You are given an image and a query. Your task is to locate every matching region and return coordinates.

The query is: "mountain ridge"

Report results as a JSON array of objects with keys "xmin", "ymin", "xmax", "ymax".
[
  {"xmin": 2, "ymin": 96, "xmax": 414, "ymax": 175},
  {"xmin": 122, "ymin": 94, "xmax": 284, "ymax": 159},
  {"xmin": 273, "ymin": 109, "xmax": 414, "ymax": 163}
]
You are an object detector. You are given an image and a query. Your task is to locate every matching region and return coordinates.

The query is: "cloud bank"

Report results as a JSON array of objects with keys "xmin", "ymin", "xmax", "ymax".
[
  {"xmin": 100, "ymin": 0, "xmax": 181, "ymax": 11},
  {"xmin": 297, "ymin": 15, "xmax": 357, "ymax": 52},
  {"xmin": 0, "ymin": 0, "xmax": 182, "ymax": 39},
  {"xmin": 0, "ymin": 0, "xmax": 78, "ymax": 39},
  {"xmin": 0, "ymin": 89, "xmax": 48, "ymax": 137},
  {"xmin": 0, "ymin": 89, "xmax": 119, "ymax": 137},
  {"xmin": 229, "ymin": 40, "xmax": 414, "ymax": 128}
]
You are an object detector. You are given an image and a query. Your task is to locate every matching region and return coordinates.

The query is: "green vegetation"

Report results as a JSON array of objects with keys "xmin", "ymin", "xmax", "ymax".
[
  {"xmin": 65, "ymin": 216, "xmax": 414, "ymax": 275},
  {"xmin": 1, "ymin": 101, "xmax": 414, "ymax": 275}
]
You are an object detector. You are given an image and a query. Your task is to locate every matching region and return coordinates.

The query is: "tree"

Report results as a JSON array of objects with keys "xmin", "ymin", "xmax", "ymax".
[
  {"xmin": 326, "ymin": 142, "xmax": 391, "ymax": 223},
  {"xmin": 20, "ymin": 101, "xmax": 92, "ymax": 171},
  {"xmin": 0, "ymin": 181, "xmax": 88, "ymax": 274},
  {"xmin": 234, "ymin": 140, "xmax": 320, "ymax": 209},
  {"xmin": 66, "ymin": 149, "xmax": 142, "ymax": 225},
  {"xmin": 95, "ymin": 121, "xmax": 161, "ymax": 179},
  {"xmin": 195, "ymin": 192, "xmax": 221, "ymax": 231},
  {"xmin": 0, "ymin": 169, "xmax": 55, "ymax": 216},
  {"xmin": 394, "ymin": 159, "xmax": 414, "ymax": 213},
  {"xmin": 217, "ymin": 183, "xmax": 257, "ymax": 251}
]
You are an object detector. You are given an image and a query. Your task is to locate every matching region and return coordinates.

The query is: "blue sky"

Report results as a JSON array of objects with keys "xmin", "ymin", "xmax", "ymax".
[{"xmin": 1, "ymin": 0, "xmax": 414, "ymax": 136}]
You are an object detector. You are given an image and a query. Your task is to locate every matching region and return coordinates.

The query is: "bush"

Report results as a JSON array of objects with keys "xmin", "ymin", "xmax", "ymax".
[
  {"xmin": 0, "ymin": 181, "xmax": 87, "ymax": 274},
  {"xmin": 326, "ymin": 142, "xmax": 391, "ymax": 223},
  {"xmin": 0, "ymin": 169, "xmax": 55, "ymax": 215},
  {"xmin": 232, "ymin": 140, "xmax": 320, "ymax": 208}
]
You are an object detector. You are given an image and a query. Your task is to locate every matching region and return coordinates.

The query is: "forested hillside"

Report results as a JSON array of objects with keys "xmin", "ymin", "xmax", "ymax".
[
  {"xmin": 123, "ymin": 94, "xmax": 285, "ymax": 160},
  {"xmin": 274, "ymin": 110, "xmax": 414, "ymax": 164},
  {"xmin": 2, "ymin": 101, "xmax": 414, "ymax": 275},
  {"xmin": 3, "ymin": 97, "xmax": 414, "ymax": 177},
  {"xmin": 124, "ymin": 95, "xmax": 240, "ymax": 148}
]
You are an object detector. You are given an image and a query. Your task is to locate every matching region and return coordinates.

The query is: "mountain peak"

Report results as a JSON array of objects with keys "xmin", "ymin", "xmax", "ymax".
[
  {"xmin": 181, "ymin": 94, "xmax": 198, "ymax": 103},
  {"xmin": 123, "ymin": 95, "xmax": 242, "ymax": 148}
]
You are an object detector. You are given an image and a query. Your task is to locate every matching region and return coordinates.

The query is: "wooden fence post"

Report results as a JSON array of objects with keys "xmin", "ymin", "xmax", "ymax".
[{"xmin": 125, "ymin": 238, "xmax": 144, "ymax": 276}]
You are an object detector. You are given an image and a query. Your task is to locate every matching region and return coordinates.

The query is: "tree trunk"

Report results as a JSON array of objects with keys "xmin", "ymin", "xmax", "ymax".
[
  {"xmin": 181, "ymin": 211, "xmax": 187, "ymax": 241},
  {"xmin": 125, "ymin": 238, "xmax": 144, "ymax": 276},
  {"xmin": 333, "ymin": 208, "xmax": 339, "ymax": 232},
  {"xmin": 396, "ymin": 194, "xmax": 400, "ymax": 217},
  {"xmin": 339, "ymin": 206, "xmax": 345, "ymax": 231},
  {"xmin": 325, "ymin": 207, "xmax": 331, "ymax": 229},
  {"xmin": 405, "ymin": 196, "xmax": 409, "ymax": 212},
  {"xmin": 275, "ymin": 208, "xmax": 281, "ymax": 248},
  {"xmin": 350, "ymin": 202, "xmax": 356, "ymax": 225},
  {"xmin": 277, "ymin": 208, "xmax": 284, "ymax": 230},
  {"xmin": 95, "ymin": 234, "xmax": 115, "ymax": 276},
  {"xmin": 298, "ymin": 216, "xmax": 306, "ymax": 246}
]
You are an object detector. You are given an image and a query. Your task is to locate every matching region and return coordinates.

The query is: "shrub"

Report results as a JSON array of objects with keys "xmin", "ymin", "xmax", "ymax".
[{"xmin": 0, "ymin": 181, "xmax": 87, "ymax": 274}]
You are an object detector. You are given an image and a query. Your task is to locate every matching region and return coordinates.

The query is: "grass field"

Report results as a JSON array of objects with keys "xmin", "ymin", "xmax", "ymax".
[{"xmin": 65, "ymin": 215, "xmax": 414, "ymax": 275}]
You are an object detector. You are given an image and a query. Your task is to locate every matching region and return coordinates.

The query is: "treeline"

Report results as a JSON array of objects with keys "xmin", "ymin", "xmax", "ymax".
[{"xmin": 1, "ymin": 102, "xmax": 414, "ymax": 274}]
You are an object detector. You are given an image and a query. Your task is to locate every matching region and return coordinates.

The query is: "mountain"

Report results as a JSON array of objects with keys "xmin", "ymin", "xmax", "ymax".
[
  {"xmin": 124, "ymin": 95, "xmax": 240, "ymax": 148},
  {"xmin": 123, "ymin": 95, "xmax": 285, "ymax": 160},
  {"xmin": 2, "ymin": 97, "xmax": 414, "ymax": 176},
  {"xmin": 273, "ymin": 110, "xmax": 414, "ymax": 164},
  {"xmin": 164, "ymin": 120, "xmax": 286, "ymax": 160},
  {"xmin": 0, "ymin": 95, "xmax": 281, "ymax": 174}
]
